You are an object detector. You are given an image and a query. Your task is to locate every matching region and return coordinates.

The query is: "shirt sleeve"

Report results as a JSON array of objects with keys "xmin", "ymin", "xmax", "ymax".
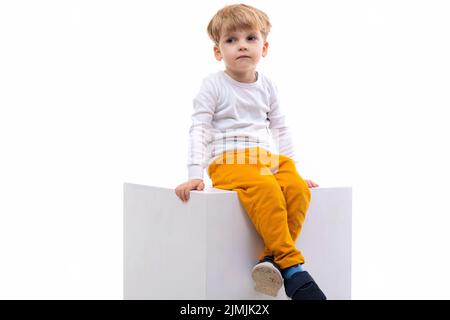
[
  {"xmin": 267, "ymin": 81, "xmax": 299, "ymax": 165},
  {"xmin": 187, "ymin": 77, "xmax": 216, "ymax": 180}
]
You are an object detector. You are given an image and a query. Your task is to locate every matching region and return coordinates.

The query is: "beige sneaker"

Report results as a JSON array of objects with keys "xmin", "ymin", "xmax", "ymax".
[{"xmin": 251, "ymin": 261, "xmax": 283, "ymax": 297}]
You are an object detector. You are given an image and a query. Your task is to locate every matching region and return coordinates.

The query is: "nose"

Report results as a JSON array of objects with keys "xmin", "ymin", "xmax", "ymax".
[{"xmin": 238, "ymin": 39, "xmax": 248, "ymax": 51}]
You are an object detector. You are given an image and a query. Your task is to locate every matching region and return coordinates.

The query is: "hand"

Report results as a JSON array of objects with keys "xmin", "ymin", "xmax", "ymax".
[
  {"xmin": 305, "ymin": 179, "xmax": 319, "ymax": 188},
  {"xmin": 175, "ymin": 179, "xmax": 205, "ymax": 202}
]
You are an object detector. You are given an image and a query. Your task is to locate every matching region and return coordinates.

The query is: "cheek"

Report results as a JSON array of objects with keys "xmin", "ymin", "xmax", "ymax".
[{"xmin": 222, "ymin": 51, "xmax": 234, "ymax": 62}]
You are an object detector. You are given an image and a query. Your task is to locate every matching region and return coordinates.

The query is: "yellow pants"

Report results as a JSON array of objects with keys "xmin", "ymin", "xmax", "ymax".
[{"xmin": 207, "ymin": 147, "xmax": 311, "ymax": 269}]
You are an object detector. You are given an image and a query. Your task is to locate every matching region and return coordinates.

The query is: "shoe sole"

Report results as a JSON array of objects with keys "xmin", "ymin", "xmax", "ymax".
[{"xmin": 251, "ymin": 262, "xmax": 283, "ymax": 297}]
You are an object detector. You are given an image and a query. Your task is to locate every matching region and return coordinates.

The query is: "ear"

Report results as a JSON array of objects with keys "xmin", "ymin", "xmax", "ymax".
[
  {"xmin": 213, "ymin": 45, "xmax": 222, "ymax": 61},
  {"xmin": 262, "ymin": 41, "xmax": 269, "ymax": 58}
]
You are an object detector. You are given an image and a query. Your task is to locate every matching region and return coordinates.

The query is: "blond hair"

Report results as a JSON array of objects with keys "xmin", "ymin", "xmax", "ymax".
[{"xmin": 207, "ymin": 4, "xmax": 272, "ymax": 46}]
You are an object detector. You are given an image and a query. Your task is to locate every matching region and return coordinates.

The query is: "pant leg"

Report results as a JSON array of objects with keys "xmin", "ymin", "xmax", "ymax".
[
  {"xmin": 273, "ymin": 155, "xmax": 311, "ymax": 246},
  {"xmin": 258, "ymin": 154, "xmax": 311, "ymax": 264},
  {"xmin": 207, "ymin": 147, "xmax": 304, "ymax": 269}
]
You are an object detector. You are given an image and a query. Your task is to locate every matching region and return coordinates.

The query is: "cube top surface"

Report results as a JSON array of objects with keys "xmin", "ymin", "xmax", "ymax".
[{"xmin": 124, "ymin": 183, "xmax": 351, "ymax": 195}]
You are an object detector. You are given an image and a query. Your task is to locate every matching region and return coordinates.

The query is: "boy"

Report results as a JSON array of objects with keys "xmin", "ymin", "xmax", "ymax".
[{"xmin": 175, "ymin": 4, "xmax": 326, "ymax": 300}]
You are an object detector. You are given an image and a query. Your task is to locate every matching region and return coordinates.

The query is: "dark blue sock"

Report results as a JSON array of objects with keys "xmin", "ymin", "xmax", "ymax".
[{"xmin": 282, "ymin": 264, "xmax": 304, "ymax": 279}]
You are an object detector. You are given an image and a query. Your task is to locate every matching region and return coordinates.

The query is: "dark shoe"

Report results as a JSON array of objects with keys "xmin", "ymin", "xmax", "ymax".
[
  {"xmin": 284, "ymin": 271, "xmax": 327, "ymax": 300},
  {"xmin": 251, "ymin": 256, "xmax": 283, "ymax": 297}
]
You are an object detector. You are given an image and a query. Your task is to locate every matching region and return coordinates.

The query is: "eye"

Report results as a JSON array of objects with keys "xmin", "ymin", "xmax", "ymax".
[
  {"xmin": 247, "ymin": 35, "xmax": 257, "ymax": 41},
  {"xmin": 225, "ymin": 37, "xmax": 236, "ymax": 43}
]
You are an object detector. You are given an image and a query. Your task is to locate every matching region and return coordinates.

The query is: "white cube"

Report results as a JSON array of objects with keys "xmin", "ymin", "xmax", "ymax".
[{"xmin": 124, "ymin": 183, "xmax": 352, "ymax": 300}]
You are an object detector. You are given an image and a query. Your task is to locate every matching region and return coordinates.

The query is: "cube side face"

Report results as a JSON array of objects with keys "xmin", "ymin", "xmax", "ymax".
[
  {"xmin": 124, "ymin": 183, "xmax": 207, "ymax": 299},
  {"xmin": 297, "ymin": 187, "xmax": 353, "ymax": 300}
]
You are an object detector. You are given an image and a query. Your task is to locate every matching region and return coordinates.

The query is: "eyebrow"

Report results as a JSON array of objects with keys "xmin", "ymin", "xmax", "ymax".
[{"xmin": 223, "ymin": 31, "xmax": 258, "ymax": 38}]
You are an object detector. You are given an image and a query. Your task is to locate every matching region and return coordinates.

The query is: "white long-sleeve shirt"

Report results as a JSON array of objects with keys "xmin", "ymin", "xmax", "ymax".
[{"xmin": 187, "ymin": 70, "xmax": 297, "ymax": 180}]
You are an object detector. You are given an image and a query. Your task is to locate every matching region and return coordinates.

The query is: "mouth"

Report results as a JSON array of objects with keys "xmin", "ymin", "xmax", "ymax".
[{"xmin": 236, "ymin": 56, "xmax": 251, "ymax": 60}]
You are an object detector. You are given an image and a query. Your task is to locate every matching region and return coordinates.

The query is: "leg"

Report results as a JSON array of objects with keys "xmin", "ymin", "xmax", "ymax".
[
  {"xmin": 270, "ymin": 156, "xmax": 326, "ymax": 300},
  {"xmin": 273, "ymin": 155, "xmax": 311, "ymax": 244},
  {"xmin": 258, "ymin": 154, "xmax": 311, "ymax": 265}
]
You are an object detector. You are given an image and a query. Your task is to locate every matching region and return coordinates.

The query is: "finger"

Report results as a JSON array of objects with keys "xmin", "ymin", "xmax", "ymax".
[
  {"xmin": 175, "ymin": 188, "xmax": 181, "ymax": 200},
  {"xmin": 185, "ymin": 189, "xmax": 190, "ymax": 201}
]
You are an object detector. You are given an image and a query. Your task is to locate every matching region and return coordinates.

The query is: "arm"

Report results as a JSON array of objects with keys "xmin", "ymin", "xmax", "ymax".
[
  {"xmin": 267, "ymin": 82, "xmax": 319, "ymax": 188},
  {"xmin": 187, "ymin": 77, "xmax": 216, "ymax": 180},
  {"xmin": 175, "ymin": 78, "xmax": 216, "ymax": 202},
  {"xmin": 267, "ymin": 81, "xmax": 298, "ymax": 164}
]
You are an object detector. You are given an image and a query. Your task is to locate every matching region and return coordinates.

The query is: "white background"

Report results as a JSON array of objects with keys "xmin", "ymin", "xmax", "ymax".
[{"xmin": 1, "ymin": 0, "xmax": 449, "ymax": 299}]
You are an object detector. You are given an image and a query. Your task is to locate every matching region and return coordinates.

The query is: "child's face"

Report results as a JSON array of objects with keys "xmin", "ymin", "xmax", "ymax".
[{"xmin": 214, "ymin": 29, "xmax": 268, "ymax": 74}]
